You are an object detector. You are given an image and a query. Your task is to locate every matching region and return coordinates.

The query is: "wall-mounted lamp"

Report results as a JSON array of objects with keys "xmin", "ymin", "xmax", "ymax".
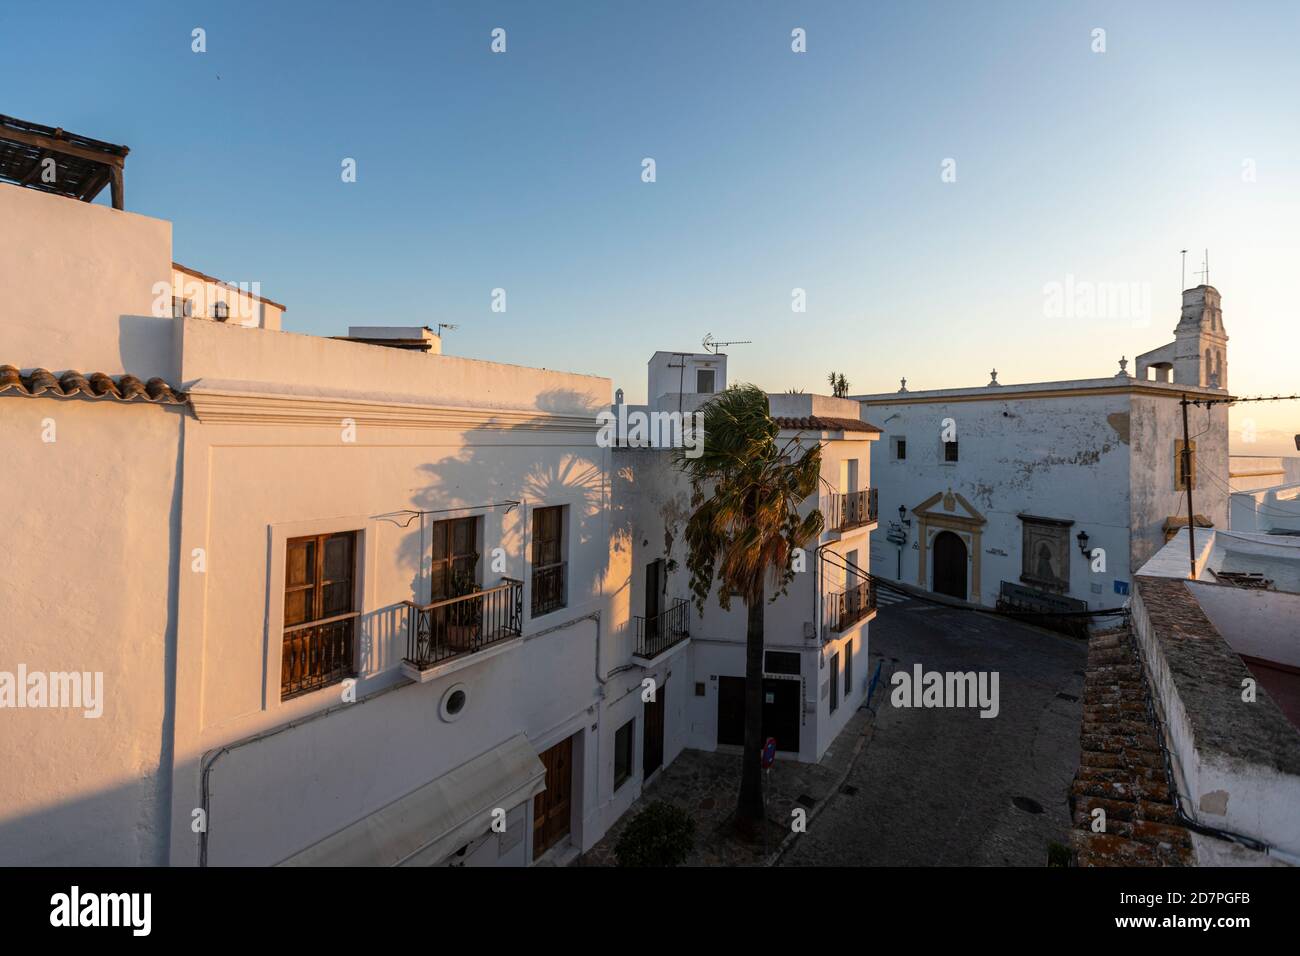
[
  {"xmin": 1076, "ymin": 530, "xmax": 1090, "ymax": 556},
  {"xmin": 898, "ymin": 504, "xmax": 911, "ymax": 527}
]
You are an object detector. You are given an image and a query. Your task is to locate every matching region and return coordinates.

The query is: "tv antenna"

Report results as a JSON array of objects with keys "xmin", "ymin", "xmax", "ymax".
[
  {"xmin": 702, "ymin": 332, "xmax": 752, "ymax": 354},
  {"xmin": 436, "ymin": 323, "xmax": 459, "ymax": 335},
  {"xmin": 1195, "ymin": 249, "xmax": 1210, "ymax": 287}
]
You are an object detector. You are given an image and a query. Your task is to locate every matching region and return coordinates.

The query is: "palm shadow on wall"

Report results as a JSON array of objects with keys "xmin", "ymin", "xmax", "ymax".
[{"xmin": 359, "ymin": 388, "xmax": 633, "ymax": 673}]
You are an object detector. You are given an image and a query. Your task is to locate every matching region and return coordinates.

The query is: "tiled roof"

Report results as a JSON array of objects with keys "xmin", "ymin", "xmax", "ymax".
[
  {"xmin": 0, "ymin": 365, "xmax": 187, "ymax": 405},
  {"xmin": 1070, "ymin": 627, "xmax": 1194, "ymax": 866},
  {"xmin": 774, "ymin": 416, "xmax": 881, "ymax": 434}
]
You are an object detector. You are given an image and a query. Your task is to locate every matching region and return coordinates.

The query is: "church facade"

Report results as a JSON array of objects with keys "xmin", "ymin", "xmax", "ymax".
[{"xmin": 855, "ymin": 286, "xmax": 1232, "ymax": 619}]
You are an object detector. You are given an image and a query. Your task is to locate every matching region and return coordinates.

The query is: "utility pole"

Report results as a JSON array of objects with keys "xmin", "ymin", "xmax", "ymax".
[
  {"xmin": 667, "ymin": 352, "xmax": 690, "ymax": 416},
  {"xmin": 1181, "ymin": 394, "xmax": 1197, "ymax": 579}
]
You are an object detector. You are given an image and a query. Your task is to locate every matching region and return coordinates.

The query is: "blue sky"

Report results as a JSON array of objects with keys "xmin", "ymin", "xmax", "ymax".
[{"xmin": 3, "ymin": 1, "xmax": 1297, "ymax": 448}]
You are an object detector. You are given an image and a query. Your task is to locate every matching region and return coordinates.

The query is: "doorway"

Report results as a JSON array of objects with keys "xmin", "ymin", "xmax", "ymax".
[
  {"xmin": 645, "ymin": 558, "xmax": 664, "ymax": 637},
  {"xmin": 532, "ymin": 735, "xmax": 573, "ymax": 860},
  {"xmin": 717, "ymin": 676, "xmax": 801, "ymax": 754},
  {"xmin": 932, "ymin": 530, "xmax": 968, "ymax": 600},
  {"xmin": 643, "ymin": 678, "xmax": 666, "ymax": 779}
]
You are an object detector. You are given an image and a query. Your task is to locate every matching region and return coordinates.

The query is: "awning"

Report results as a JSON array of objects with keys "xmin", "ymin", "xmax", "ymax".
[{"xmin": 278, "ymin": 733, "xmax": 547, "ymax": 867}]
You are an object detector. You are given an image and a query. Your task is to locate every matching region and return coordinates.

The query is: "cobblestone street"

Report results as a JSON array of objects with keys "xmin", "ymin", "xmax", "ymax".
[
  {"xmin": 582, "ymin": 594, "xmax": 1087, "ymax": 867},
  {"xmin": 781, "ymin": 596, "xmax": 1087, "ymax": 866}
]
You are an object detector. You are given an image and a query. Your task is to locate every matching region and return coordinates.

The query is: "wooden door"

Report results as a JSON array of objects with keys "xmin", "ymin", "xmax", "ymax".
[
  {"xmin": 532, "ymin": 736, "xmax": 573, "ymax": 861},
  {"xmin": 932, "ymin": 530, "xmax": 968, "ymax": 601},
  {"xmin": 645, "ymin": 559, "xmax": 664, "ymax": 646},
  {"xmin": 717, "ymin": 676, "xmax": 801, "ymax": 753},
  {"xmin": 643, "ymin": 679, "xmax": 665, "ymax": 779}
]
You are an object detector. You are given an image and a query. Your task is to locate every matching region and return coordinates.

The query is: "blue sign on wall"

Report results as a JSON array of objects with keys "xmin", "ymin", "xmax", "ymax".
[{"xmin": 1113, "ymin": 580, "xmax": 1130, "ymax": 596}]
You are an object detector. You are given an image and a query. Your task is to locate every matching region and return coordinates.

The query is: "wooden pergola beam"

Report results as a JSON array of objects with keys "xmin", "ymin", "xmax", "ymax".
[
  {"xmin": 1, "ymin": 123, "xmax": 127, "ymax": 208},
  {"xmin": 18, "ymin": 149, "xmax": 51, "ymax": 185},
  {"xmin": 0, "ymin": 124, "xmax": 127, "ymax": 169}
]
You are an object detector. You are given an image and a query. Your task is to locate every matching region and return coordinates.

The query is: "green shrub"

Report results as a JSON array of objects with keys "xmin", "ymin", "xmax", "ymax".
[
  {"xmin": 1047, "ymin": 841, "xmax": 1073, "ymax": 867},
  {"xmin": 614, "ymin": 801, "xmax": 696, "ymax": 867}
]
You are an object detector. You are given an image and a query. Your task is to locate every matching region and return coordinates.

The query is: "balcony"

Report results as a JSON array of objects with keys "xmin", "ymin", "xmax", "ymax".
[
  {"xmin": 829, "ymin": 581, "xmax": 876, "ymax": 632},
  {"xmin": 282, "ymin": 613, "xmax": 359, "ymax": 699},
  {"xmin": 531, "ymin": 561, "xmax": 566, "ymax": 616},
  {"xmin": 403, "ymin": 578, "xmax": 523, "ymax": 676},
  {"xmin": 633, "ymin": 599, "xmax": 691, "ymax": 662},
  {"xmin": 830, "ymin": 488, "xmax": 878, "ymax": 533}
]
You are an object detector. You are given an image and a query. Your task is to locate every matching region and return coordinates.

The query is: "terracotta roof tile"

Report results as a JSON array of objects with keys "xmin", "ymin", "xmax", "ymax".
[
  {"xmin": 774, "ymin": 415, "xmax": 881, "ymax": 434},
  {"xmin": 1070, "ymin": 627, "xmax": 1194, "ymax": 866},
  {"xmin": 0, "ymin": 365, "xmax": 187, "ymax": 406}
]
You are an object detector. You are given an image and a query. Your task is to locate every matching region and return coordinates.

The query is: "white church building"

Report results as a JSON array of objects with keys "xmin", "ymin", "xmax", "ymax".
[{"xmin": 855, "ymin": 286, "xmax": 1232, "ymax": 619}]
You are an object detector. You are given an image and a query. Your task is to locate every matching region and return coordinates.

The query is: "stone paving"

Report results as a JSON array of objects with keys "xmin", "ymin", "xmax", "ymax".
[
  {"xmin": 581, "ymin": 594, "xmax": 1087, "ymax": 867},
  {"xmin": 579, "ymin": 708, "xmax": 875, "ymax": 866},
  {"xmin": 781, "ymin": 596, "xmax": 1087, "ymax": 866}
]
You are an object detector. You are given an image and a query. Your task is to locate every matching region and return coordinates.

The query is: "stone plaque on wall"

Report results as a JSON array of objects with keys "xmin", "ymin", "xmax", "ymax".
[{"xmin": 1020, "ymin": 517, "xmax": 1070, "ymax": 592}]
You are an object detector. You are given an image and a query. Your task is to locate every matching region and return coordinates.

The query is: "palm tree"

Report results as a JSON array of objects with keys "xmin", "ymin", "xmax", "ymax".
[
  {"xmin": 827, "ymin": 372, "xmax": 850, "ymax": 397},
  {"xmin": 674, "ymin": 384, "xmax": 824, "ymax": 837}
]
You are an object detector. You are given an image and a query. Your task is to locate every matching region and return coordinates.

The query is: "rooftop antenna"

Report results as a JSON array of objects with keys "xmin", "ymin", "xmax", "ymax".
[
  {"xmin": 701, "ymin": 332, "xmax": 752, "ymax": 354},
  {"xmin": 666, "ymin": 351, "xmax": 691, "ymax": 415},
  {"xmin": 436, "ymin": 323, "xmax": 458, "ymax": 335},
  {"xmin": 1195, "ymin": 249, "xmax": 1210, "ymax": 287}
]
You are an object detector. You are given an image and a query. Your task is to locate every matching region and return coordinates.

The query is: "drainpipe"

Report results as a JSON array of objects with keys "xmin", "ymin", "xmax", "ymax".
[
  {"xmin": 812, "ymin": 541, "xmax": 834, "ymax": 646},
  {"xmin": 198, "ymin": 676, "xmax": 413, "ymax": 866}
]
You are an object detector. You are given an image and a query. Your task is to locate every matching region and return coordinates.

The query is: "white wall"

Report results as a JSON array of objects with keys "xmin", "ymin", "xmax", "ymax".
[
  {"xmin": 0, "ymin": 398, "xmax": 183, "ymax": 865},
  {"xmin": 1187, "ymin": 582, "xmax": 1300, "ymax": 669},
  {"xmin": 1230, "ymin": 481, "xmax": 1300, "ymax": 534},
  {"xmin": 864, "ymin": 390, "xmax": 1134, "ymax": 609},
  {"xmin": 171, "ymin": 266, "xmax": 283, "ymax": 331},
  {"xmin": 1129, "ymin": 394, "xmax": 1229, "ymax": 567},
  {"xmin": 168, "ymin": 320, "xmax": 624, "ymax": 865},
  {"xmin": 0, "ymin": 182, "xmax": 175, "ymax": 381},
  {"xmin": 647, "ymin": 351, "xmax": 726, "ymax": 409}
]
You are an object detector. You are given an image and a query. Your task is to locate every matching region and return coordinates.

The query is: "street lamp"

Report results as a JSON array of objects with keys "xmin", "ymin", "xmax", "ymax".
[{"xmin": 1077, "ymin": 529, "xmax": 1090, "ymax": 557}]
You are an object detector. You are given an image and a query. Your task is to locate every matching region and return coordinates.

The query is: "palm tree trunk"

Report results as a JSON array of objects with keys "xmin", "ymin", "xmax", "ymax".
[{"xmin": 734, "ymin": 596, "xmax": 766, "ymax": 838}]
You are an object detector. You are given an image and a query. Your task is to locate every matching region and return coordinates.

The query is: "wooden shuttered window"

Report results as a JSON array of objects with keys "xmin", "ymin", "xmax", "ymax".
[{"xmin": 282, "ymin": 531, "xmax": 358, "ymax": 699}]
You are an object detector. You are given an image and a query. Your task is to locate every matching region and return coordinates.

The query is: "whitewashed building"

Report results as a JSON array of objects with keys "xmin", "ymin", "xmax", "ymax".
[
  {"xmin": 855, "ymin": 287, "xmax": 1233, "ymax": 618},
  {"xmin": 1122, "ymin": 529, "xmax": 1300, "ymax": 863},
  {"xmin": 0, "ymin": 148, "xmax": 693, "ymax": 866},
  {"xmin": 613, "ymin": 354, "xmax": 881, "ymax": 764},
  {"xmin": 1228, "ymin": 455, "xmax": 1300, "ymax": 535}
]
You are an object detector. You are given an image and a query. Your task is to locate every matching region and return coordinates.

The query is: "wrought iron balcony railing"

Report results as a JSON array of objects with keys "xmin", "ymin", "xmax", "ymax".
[
  {"xmin": 282, "ymin": 612, "xmax": 359, "ymax": 699},
  {"xmin": 829, "ymin": 580, "xmax": 876, "ymax": 632},
  {"xmin": 403, "ymin": 578, "xmax": 523, "ymax": 672},
  {"xmin": 531, "ymin": 561, "xmax": 566, "ymax": 616},
  {"xmin": 634, "ymin": 598, "xmax": 691, "ymax": 659},
  {"xmin": 831, "ymin": 487, "xmax": 879, "ymax": 532}
]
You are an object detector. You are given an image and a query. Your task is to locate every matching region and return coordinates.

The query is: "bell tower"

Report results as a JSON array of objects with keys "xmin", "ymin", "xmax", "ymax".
[{"xmin": 1172, "ymin": 285, "xmax": 1228, "ymax": 389}]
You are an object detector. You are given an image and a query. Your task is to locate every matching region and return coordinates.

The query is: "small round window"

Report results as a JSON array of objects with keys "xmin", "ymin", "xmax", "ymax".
[{"xmin": 439, "ymin": 683, "xmax": 469, "ymax": 722}]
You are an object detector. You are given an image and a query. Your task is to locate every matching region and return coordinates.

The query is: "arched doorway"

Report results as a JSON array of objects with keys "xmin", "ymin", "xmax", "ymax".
[{"xmin": 932, "ymin": 531, "xmax": 967, "ymax": 600}]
